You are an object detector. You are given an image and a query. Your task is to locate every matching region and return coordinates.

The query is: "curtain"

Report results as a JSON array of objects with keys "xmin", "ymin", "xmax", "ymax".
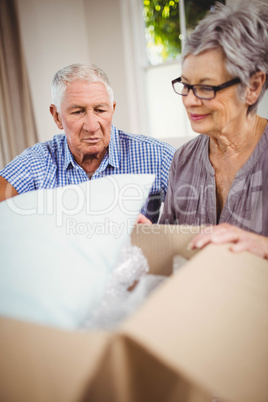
[{"xmin": 0, "ymin": 0, "xmax": 37, "ymax": 169}]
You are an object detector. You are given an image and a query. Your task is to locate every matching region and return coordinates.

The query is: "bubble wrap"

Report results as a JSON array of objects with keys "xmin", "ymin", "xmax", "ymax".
[
  {"xmin": 173, "ymin": 255, "xmax": 188, "ymax": 272},
  {"xmin": 83, "ymin": 241, "xmax": 166, "ymax": 330},
  {"xmin": 83, "ymin": 245, "xmax": 188, "ymax": 331}
]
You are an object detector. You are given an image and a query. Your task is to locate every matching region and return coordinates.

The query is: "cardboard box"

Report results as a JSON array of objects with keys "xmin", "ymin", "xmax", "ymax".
[{"xmin": 0, "ymin": 225, "xmax": 267, "ymax": 402}]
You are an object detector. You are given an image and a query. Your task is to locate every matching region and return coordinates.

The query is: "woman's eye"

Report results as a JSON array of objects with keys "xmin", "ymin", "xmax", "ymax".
[
  {"xmin": 181, "ymin": 84, "xmax": 189, "ymax": 93},
  {"xmin": 200, "ymin": 86, "xmax": 214, "ymax": 93}
]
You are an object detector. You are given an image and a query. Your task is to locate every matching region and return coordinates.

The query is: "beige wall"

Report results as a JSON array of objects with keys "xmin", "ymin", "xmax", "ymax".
[
  {"xmin": 84, "ymin": 0, "xmax": 129, "ymax": 131},
  {"xmin": 83, "ymin": 0, "xmax": 146, "ymax": 136},
  {"xmin": 17, "ymin": 0, "xmax": 91, "ymax": 143},
  {"xmin": 16, "ymin": 0, "xmax": 144, "ymax": 143},
  {"xmin": 17, "ymin": 0, "xmax": 268, "ymax": 144}
]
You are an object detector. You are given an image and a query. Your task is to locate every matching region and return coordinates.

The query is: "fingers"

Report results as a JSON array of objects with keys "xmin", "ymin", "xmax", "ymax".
[
  {"xmin": 187, "ymin": 224, "xmax": 237, "ymax": 250},
  {"xmin": 188, "ymin": 223, "xmax": 268, "ymax": 260},
  {"xmin": 208, "ymin": 229, "xmax": 241, "ymax": 244},
  {"xmin": 136, "ymin": 214, "xmax": 152, "ymax": 224},
  {"xmin": 230, "ymin": 236, "xmax": 268, "ymax": 259},
  {"xmin": 187, "ymin": 234, "xmax": 213, "ymax": 250}
]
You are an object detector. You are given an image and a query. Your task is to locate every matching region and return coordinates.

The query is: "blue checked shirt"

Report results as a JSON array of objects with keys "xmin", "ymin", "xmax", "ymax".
[{"xmin": 0, "ymin": 125, "xmax": 176, "ymax": 222}]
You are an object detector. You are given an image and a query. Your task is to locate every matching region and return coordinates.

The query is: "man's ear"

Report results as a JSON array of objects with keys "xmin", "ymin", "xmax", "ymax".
[
  {"xmin": 245, "ymin": 71, "xmax": 266, "ymax": 105},
  {"xmin": 112, "ymin": 102, "xmax": 116, "ymax": 113},
  {"xmin": 50, "ymin": 104, "xmax": 63, "ymax": 130}
]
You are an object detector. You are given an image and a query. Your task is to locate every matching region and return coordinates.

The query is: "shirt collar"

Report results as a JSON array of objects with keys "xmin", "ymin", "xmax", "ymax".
[
  {"xmin": 63, "ymin": 126, "xmax": 120, "ymax": 171},
  {"xmin": 108, "ymin": 125, "xmax": 120, "ymax": 168},
  {"xmin": 63, "ymin": 136, "xmax": 78, "ymax": 170}
]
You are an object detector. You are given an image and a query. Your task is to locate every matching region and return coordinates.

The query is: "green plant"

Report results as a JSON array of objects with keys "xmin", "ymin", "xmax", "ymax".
[{"xmin": 143, "ymin": 0, "xmax": 225, "ymax": 63}]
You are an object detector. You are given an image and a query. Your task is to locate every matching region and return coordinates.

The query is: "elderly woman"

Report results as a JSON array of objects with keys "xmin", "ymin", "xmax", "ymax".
[{"xmin": 158, "ymin": 1, "xmax": 268, "ymax": 259}]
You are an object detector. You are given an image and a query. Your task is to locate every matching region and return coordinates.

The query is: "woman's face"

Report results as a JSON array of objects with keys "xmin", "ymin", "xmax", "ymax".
[{"xmin": 181, "ymin": 48, "xmax": 246, "ymax": 137}]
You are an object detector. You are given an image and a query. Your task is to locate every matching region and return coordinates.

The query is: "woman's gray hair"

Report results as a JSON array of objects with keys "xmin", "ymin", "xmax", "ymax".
[
  {"xmin": 51, "ymin": 63, "xmax": 114, "ymax": 110},
  {"xmin": 183, "ymin": 1, "xmax": 268, "ymax": 114}
]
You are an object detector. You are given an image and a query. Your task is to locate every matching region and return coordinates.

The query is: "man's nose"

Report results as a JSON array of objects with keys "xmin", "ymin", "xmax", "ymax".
[{"xmin": 83, "ymin": 111, "xmax": 99, "ymax": 132}]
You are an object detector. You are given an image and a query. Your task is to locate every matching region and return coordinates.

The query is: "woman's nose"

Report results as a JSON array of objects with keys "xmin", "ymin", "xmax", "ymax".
[{"xmin": 183, "ymin": 89, "xmax": 203, "ymax": 107}]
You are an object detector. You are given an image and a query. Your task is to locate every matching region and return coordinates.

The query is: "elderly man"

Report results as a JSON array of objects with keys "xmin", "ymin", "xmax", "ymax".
[{"xmin": 0, "ymin": 63, "xmax": 175, "ymax": 222}]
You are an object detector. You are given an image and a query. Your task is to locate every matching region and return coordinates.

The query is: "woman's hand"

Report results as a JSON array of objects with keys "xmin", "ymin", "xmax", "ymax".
[
  {"xmin": 136, "ymin": 214, "xmax": 152, "ymax": 224},
  {"xmin": 188, "ymin": 223, "xmax": 268, "ymax": 260}
]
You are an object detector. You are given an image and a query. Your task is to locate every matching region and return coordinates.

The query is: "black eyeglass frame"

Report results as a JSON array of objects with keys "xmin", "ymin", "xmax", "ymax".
[{"xmin": 171, "ymin": 77, "xmax": 241, "ymax": 100}]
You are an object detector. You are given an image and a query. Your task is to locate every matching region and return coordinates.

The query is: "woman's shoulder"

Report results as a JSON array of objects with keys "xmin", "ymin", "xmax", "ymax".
[{"xmin": 173, "ymin": 134, "xmax": 208, "ymax": 164}]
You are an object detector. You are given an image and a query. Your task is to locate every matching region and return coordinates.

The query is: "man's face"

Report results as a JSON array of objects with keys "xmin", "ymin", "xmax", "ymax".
[{"xmin": 50, "ymin": 80, "xmax": 116, "ymax": 167}]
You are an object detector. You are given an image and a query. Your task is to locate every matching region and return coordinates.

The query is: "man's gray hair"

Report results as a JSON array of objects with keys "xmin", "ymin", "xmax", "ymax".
[
  {"xmin": 183, "ymin": 1, "xmax": 268, "ymax": 114},
  {"xmin": 51, "ymin": 63, "xmax": 114, "ymax": 110}
]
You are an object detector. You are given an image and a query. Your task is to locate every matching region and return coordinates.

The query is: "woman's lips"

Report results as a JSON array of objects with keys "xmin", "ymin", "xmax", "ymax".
[{"xmin": 190, "ymin": 113, "xmax": 210, "ymax": 121}]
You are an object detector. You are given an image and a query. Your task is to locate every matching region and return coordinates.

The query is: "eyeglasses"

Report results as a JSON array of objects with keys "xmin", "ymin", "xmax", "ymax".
[{"xmin": 171, "ymin": 77, "xmax": 241, "ymax": 100}]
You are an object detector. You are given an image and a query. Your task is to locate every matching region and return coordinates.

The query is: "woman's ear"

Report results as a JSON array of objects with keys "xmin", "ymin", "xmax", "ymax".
[
  {"xmin": 245, "ymin": 71, "xmax": 266, "ymax": 105},
  {"xmin": 50, "ymin": 104, "xmax": 63, "ymax": 130}
]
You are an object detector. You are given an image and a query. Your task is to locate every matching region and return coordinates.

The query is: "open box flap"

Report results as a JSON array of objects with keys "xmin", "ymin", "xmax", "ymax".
[
  {"xmin": 122, "ymin": 242, "xmax": 268, "ymax": 402},
  {"xmin": 87, "ymin": 333, "xmax": 211, "ymax": 402},
  {"xmin": 131, "ymin": 224, "xmax": 200, "ymax": 275},
  {"xmin": 0, "ymin": 225, "xmax": 267, "ymax": 402},
  {"xmin": 0, "ymin": 316, "xmax": 113, "ymax": 402}
]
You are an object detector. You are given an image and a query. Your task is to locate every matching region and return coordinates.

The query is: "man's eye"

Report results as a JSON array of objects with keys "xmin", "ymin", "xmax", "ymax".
[
  {"xmin": 95, "ymin": 109, "xmax": 105, "ymax": 113},
  {"xmin": 72, "ymin": 110, "xmax": 83, "ymax": 115}
]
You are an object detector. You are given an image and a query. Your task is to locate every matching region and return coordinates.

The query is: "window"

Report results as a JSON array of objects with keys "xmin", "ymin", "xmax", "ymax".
[
  {"xmin": 143, "ymin": 0, "xmax": 225, "ymax": 65},
  {"xmin": 137, "ymin": 0, "xmax": 225, "ymax": 141}
]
